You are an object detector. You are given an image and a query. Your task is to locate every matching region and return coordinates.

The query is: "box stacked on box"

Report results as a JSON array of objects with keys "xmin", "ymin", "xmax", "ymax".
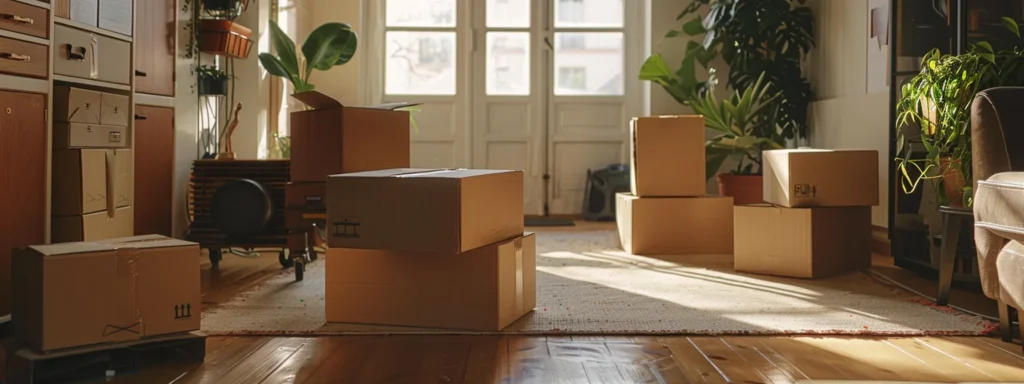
[
  {"xmin": 617, "ymin": 116, "xmax": 734, "ymax": 255},
  {"xmin": 323, "ymin": 168, "xmax": 536, "ymax": 331},
  {"xmin": 734, "ymin": 149, "xmax": 880, "ymax": 278}
]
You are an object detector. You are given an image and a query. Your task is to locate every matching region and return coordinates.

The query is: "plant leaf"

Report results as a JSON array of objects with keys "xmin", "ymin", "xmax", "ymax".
[
  {"xmin": 1002, "ymin": 16, "xmax": 1021, "ymax": 38},
  {"xmin": 682, "ymin": 15, "xmax": 706, "ymax": 36},
  {"xmin": 267, "ymin": 20, "xmax": 299, "ymax": 78},
  {"xmin": 302, "ymin": 22, "xmax": 358, "ymax": 76},
  {"xmin": 258, "ymin": 53, "xmax": 291, "ymax": 79}
]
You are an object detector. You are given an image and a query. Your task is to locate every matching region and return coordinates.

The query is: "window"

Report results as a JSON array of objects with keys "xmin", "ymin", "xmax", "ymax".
[
  {"xmin": 559, "ymin": 34, "xmax": 586, "ymax": 50},
  {"xmin": 557, "ymin": 0, "xmax": 584, "ymax": 24},
  {"xmin": 558, "ymin": 67, "xmax": 587, "ymax": 90},
  {"xmin": 384, "ymin": 0, "xmax": 458, "ymax": 95}
]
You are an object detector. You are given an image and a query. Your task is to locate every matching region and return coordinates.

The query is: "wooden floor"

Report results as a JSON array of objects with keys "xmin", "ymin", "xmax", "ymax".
[{"xmin": 106, "ymin": 223, "xmax": 1024, "ymax": 383}]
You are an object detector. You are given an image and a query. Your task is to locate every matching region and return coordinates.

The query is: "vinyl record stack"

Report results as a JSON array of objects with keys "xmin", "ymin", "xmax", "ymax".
[
  {"xmin": 617, "ymin": 116, "xmax": 734, "ymax": 255},
  {"xmin": 323, "ymin": 168, "xmax": 536, "ymax": 331}
]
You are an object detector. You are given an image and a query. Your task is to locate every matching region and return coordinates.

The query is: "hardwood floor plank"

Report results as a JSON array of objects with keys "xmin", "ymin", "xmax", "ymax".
[
  {"xmin": 977, "ymin": 336, "xmax": 1024, "ymax": 359},
  {"xmin": 462, "ymin": 336, "xmax": 509, "ymax": 384},
  {"xmin": 258, "ymin": 338, "xmax": 331, "ymax": 384},
  {"xmin": 881, "ymin": 337, "xmax": 986, "ymax": 381},
  {"xmin": 341, "ymin": 336, "xmax": 472, "ymax": 383},
  {"xmin": 753, "ymin": 338, "xmax": 852, "ymax": 380},
  {"xmin": 214, "ymin": 338, "xmax": 308, "ymax": 384},
  {"xmin": 660, "ymin": 337, "xmax": 728, "ymax": 383},
  {"xmin": 178, "ymin": 337, "xmax": 271, "ymax": 384},
  {"xmin": 299, "ymin": 337, "xmax": 377, "ymax": 383},
  {"xmin": 911, "ymin": 337, "xmax": 1024, "ymax": 381},
  {"xmin": 724, "ymin": 337, "xmax": 804, "ymax": 383},
  {"xmin": 687, "ymin": 337, "xmax": 779, "ymax": 383},
  {"xmin": 790, "ymin": 338, "xmax": 932, "ymax": 381}
]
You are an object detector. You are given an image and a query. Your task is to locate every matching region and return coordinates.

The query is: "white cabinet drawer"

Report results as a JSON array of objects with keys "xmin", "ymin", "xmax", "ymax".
[
  {"xmin": 100, "ymin": 92, "xmax": 129, "ymax": 126},
  {"xmin": 53, "ymin": 24, "xmax": 131, "ymax": 85}
]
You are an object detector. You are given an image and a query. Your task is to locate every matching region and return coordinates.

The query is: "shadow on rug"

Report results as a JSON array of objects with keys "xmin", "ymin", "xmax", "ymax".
[{"xmin": 200, "ymin": 230, "xmax": 996, "ymax": 336}]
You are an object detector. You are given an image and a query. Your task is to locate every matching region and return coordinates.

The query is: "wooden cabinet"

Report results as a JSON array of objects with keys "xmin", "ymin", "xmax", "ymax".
[
  {"xmin": 0, "ymin": 90, "xmax": 46, "ymax": 316},
  {"xmin": 133, "ymin": 105, "xmax": 173, "ymax": 236},
  {"xmin": 134, "ymin": 0, "xmax": 175, "ymax": 96}
]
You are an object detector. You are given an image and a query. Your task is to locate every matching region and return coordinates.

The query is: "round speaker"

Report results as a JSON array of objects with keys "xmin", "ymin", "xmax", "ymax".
[{"xmin": 211, "ymin": 179, "xmax": 273, "ymax": 240}]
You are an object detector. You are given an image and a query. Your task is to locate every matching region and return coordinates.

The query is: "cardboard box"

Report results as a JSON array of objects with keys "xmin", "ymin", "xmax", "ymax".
[
  {"xmin": 53, "ymin": 122, "xmax": 127, "ymax": 149},
  {"xmin": 51, "ymin": 149, "xmax": 132, "ymax": 215},
  {"xmin": 733, "ymin": 205, "xmax": 872, "ymax": 278},
  {"xmin": 53, "ymin": 86, "xmax": 102, "ymax": 124},
  {"xmin": 325, "ymin": 233, "xmax": 536, "ymax": 331},
  {"xmin": 285, "ymin": 182, "xmax": 326, "ymax": 211},
  {"xmin": 12, "ymin": 235, "xmax": 201, "ymax": 352},
  {"xmin": 327, "ymin": 168, "xmax": 524, "ymax": 253},
  {"xmin": 616, "ymin": 193, "xmax": 734, "ymax": 255},
  {"xmin": 289, "ymin": 91, "xmax": 413, "ymax": 183},
  {"xmin": 629, "ymin": 116, "xmax": 706, "ymax": 197},
  {"xmin": 52, "ymin": 206, "xmax": 133, "ymax": 243},
  {"xmin": 763, "ymin": 149, "xmax": 879, "ymax": 207}
]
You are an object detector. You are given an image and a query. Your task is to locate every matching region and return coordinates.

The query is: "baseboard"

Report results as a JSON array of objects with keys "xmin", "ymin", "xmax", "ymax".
[{"xmin": 872, "ymin": 225, "xmax": 890, "ymax": 256}]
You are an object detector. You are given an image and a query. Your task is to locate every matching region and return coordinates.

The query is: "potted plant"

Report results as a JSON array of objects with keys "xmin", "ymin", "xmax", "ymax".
[
  {"xmin": 196, "ymin": 64, "xmax": 230, "ymax": 96},
  {"xmin": 258, "ymin": 20, "xmax": 358, "ymax": 94},
  {"xmin": 202, "ymin": 0, "xmax": 251, "ymax": 19}
]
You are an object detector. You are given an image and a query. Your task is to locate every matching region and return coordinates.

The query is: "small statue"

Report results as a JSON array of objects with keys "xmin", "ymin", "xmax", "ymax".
[{"xmin": 217, "ymin": 102, "xmax": 243, "ymax": 160}]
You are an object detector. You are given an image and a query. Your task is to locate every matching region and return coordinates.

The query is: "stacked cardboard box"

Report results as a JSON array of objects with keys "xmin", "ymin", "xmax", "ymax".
[
  {"xmin": 285, "ymin": 91, "xmax": 411, "ymax": 250},
  {"xmin": 617, "ymin": 116, "xmax": 734, "ymax": 255},
  {"xmin": 12, "ymin": 235, "xmax": 201, "ymax": 352},
  {"xmin": 734, "ymin": 149, "xmax": 879, "ymax": 278},
  {"xmin": 323, "ymin": 168, "xmax": 536, "ymax": 331},
  {"xmin": 50, "ymin": 86, "xmax": 134, "ymax": 242}
]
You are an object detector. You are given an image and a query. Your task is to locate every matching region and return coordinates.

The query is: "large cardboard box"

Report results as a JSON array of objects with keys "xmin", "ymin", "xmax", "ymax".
[
  {"xmin": 629, "ymin": 116, "xmax": 706, "ymax": 197},
  {"xmin": 51, "ymin": 149, "xmax": 132, "ymax": 215},
  {"xmin": 327, "ymin": 168, "xmax": 524, "ymax": 253},
  {"xmin": 734, "ymin": 205, "xmax": 872, "ymax": 278},
  {"xmin": 763, "ymin": 149, "xmax": 879, "ymax": 207},
  {"xmin": 325, "ymin": 233, "xmax": 536, "ymax": 331},
  {"xmin": 289, "ymin": 91, "xmax": 412, "ymax": 183},
  {"xmin": 52, "ymin": 206, "xmax": 133, "ymax": 243},
  {"xmin": 12, "ymin": 235, "xmax": 201, "ymax": 352},
  {"xmin": 616, "ymin": 193, "xmax": 734, "ymax": 255}
]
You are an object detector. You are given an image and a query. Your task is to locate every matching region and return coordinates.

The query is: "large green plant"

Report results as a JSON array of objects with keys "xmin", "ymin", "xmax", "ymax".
[
  {"xmin": 642, "ymin": 0, "xmax": 814, "ymax": 142},
  {"xmin": 689, "ymin": 70, "xmax": 785, "ymax": 180},
  {"xmin": 259, "ymin": 20, "xmax": 358, "ymax": 93},
  {"xmin": 895, "ymin": 18, "xmax": 1024, "ymax": 207}
]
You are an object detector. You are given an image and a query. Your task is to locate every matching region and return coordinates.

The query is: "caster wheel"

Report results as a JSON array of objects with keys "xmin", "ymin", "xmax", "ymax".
[
  {"xmin": 309, "ymin": 248, "xmax": 318, "ymax": 261},
  {"xmin": 209, "ymin": 248, "xmax": 222, "ymax": 268},
  {"xmin": 278, "ymin": 250, "xmax": 294, "ymax": 268},
  {"xmin": 294, "ymin": 260, "xmax": 305, "ymax": 281}
]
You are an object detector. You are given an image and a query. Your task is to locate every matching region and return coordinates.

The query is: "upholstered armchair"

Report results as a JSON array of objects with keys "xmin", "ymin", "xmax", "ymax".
[{"xmin": 971, "ymin": 87, "xmax": 1024, "ymax": 347}]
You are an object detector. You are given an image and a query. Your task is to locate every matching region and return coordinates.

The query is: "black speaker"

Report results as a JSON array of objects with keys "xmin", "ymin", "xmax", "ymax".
[
  {"xmin": 211, "ymin": 178, "xmax": 274, "ymax": 241},
  {"xmin": 582, "ymin": 164, "xmax": 631, "ymax": 221}
]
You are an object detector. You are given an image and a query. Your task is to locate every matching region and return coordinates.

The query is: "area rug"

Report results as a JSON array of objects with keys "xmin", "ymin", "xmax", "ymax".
[{"xmin": 200, "ymin": 230, "xmax": 995, "ymax": 336}]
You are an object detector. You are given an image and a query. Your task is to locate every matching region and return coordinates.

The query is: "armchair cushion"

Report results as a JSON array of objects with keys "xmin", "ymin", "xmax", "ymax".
[
  {"xmin": 975, "ymin": 172, "xmax": 1024, "ymax": 300},
  {"xmin": 997, "ymin": 240, "xmax": 1024, "ymax": 310}
]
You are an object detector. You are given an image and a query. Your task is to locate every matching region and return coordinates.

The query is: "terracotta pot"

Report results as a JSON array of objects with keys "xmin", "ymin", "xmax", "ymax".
[
  {"xmin": 940, "ymin": 157, "xmax": 967, "ymax": 208},
  {"xmin": 717, "ymin": 174, "xmax": 764, "ymax": 205}
]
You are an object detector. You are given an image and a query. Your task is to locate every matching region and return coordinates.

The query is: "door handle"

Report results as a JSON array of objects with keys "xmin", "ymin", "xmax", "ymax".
[
  {"xmin": 0, "ymin": 52, "xmax": 30, "ymax": 62},
  {"xmin": 0, "ymin": 13, "xmax": 34, "ymax": 24},
  {"xmin": 65, "ymin": 45, "xmax": 86, "ymax": 62},
  {"xmin": 135, "ymin": 70, "xmax": 147, "ymax": 77},
  {"xmin": 135, "ymin": 114, "xmax": 148, "ymax": 120}
]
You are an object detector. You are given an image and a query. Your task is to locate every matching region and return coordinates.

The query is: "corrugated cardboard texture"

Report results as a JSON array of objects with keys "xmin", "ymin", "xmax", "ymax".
[
  {"xmin": 763, "ymin": 149, "xmax": 879, "ymax": 207},
  {"xmin": 12, "ymin": 236, "xmax": 201, "ymax": 351},
  {"xmin": 290, "ymin": 106, "xmax": 410, "ymax": 183},
  {"xmin": 616, "ymin": 193, "xmax": 734, "ymax": 255},
  {"xmin": 327, "ymin": 168, "xmax": 524, "ymax": 253},
  {"xmin": 52, "ymin": 122, "xmax": 127, "ymax": 149},
  {"xmin": 52, "ymin": 206, "xmax": 134, "ymax": 243},
  {"xmin": 51, "ymin": 149, "xmax": 132, "ymax": 215},
  {"xmin": 629, "ymin": 116, "xmax": 706, "ymax": 197},
  {"xmin": 733, "ymin": 205, "xmax": 872, "ymax": 279},
  {"xmin": 325, "ymin": 233, "xmax": 536, "ymax": 331}
]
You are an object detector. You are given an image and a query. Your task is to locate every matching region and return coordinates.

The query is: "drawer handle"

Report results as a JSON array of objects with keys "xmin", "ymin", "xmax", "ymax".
[
  {"xmin": 135, "ymin": 114, "xmax": 147, "ymax": 120},
  {"xmin": 65, "ymin": 45, "xmax": 86, "ymax": 62},
  {"xmin": 0, "ymin": 52, "xmax": 29, "ymax": 62},
  {"xmin": 0, "ymin": 14, "xmax": 34, "ymax": 25},
  {"xmin": 135, "ymin": 70, "xmax": 148, "ymax": 77}
]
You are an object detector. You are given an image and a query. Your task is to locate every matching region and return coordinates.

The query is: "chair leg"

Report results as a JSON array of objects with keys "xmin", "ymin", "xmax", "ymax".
[
  {"xmin": 936, "ymin": 214, "xmax": 961, "ymax": 305},
  {"xmin": 999, "ymin": 301, "xmax": 1013, "ymax": 342}
]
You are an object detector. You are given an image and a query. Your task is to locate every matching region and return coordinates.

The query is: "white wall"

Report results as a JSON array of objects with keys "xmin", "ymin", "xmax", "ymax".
[
  {"xmin": 308, "ymin": 0, "xmax": 366, "ymax": 106},
  {"xmin": 806, "ymin": 0, "xmax": 890, "ymax": 228},
  {"xmin": 172, "ymin": 0, "xmax": 200, "ymax": 238}
]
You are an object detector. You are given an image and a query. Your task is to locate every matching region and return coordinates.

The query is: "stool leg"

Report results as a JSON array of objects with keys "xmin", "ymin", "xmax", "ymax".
[
  {"xmin": 937, "ymin": 214, "xmax": 961, "ymax": 305},
  {"xmin": 1000, "ymin": 301, "xmax": 1013, "ymax": 342}
]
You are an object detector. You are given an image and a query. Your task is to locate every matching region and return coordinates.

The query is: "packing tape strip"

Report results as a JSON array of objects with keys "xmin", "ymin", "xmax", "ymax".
[
  {"xmin": 389, "ymin": 168, "xmax": 465, "ymax": 177},
  {"xmin": 514, "ymin": 237, "xmax": 524, "ymax": 312},
  {"xmin": 116, "ymin": 248, "xmax": 142, "ymax": 326},
  {"xmin": 105, "ymin": 150, "xmax": 116, "ymax": 218}
]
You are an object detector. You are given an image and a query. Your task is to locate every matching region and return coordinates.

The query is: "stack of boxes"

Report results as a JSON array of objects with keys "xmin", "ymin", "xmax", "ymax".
[
  {"xmin": 323, "ymin": 168, "xmax": 536, "ymax": 331},
  {"xmin": 50, "ymin": 86, "xmax": 134, "ymax": 243},
  {"xmin": 284, "ymin": 92, "xmax": 411, "ymax": 251},
  {"xmin": 617, "ymin": 116, "xmax": 734, "ymax": 255},
  {"xmin": 734, "ymin": 149, "xmax": 880, "ymax": 278}
]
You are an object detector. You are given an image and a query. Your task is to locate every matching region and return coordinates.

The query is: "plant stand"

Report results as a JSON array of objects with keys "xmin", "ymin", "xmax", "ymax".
[{"xmin": 936, "ymin": 205, "xmax": 974, "ymax": 305}]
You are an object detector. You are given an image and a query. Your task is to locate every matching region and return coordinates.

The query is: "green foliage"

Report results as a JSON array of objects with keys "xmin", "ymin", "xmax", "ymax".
[
  {"xmin": 259, "ymin": 20, "xmax": 358, "ymax": 93},
  {"xmin": 643, "ymin": 0, "xmax": 815, "ymax": 141},
  {"xmin": 195, "ymin": 64, "xmax": 229, "ymax": 81},
  {"xmin": 895, "ymin": 19, "xmax": 1024, "ymax": 207}
]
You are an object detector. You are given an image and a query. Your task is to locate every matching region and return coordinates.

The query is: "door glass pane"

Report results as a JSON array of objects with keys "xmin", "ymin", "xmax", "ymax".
[
  {"xmin": 386, "ymin": 0, "xmax": 456, "ymax": 28},
  {"xmin": 487, "ymin": 0, "xmax": 530, "ymax": 28},
  {"xmin": 487, "ymin": 32, "xmax": 530, "ymax": 95},
  {"xmin": 385, "ymin": 32, "xmax": 457, "ymax": 95},
  {"xmin": 554, "ymin": 0, "xmax": 623, "ymax": 28},
  {"xmin": 553, "ymin": 32, "xmax": 623, "ymax": 95}
]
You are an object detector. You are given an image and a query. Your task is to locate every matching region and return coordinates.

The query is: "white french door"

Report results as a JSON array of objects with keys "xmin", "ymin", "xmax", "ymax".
[{"xmin": 374, "ymin": 0, "xmax": 642, "ymax": 216}]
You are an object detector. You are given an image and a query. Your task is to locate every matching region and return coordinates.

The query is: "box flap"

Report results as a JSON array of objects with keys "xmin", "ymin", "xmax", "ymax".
[
  {"xmin": 95, "ymin": 234, "xmax": 171, "ymax": 244},
  {"xmin": 332, "ymin": 168, "xmax": 516, "ymax": 179},
  {"xmin": 28, "ymin": 242, "xmax": 115, "ymax": 256},
  {"xmin": 292, "ymin": 91, "xmax": 343, "ymax": 110},
  {"xmin": 363, "ymin": 102, "xmax": 422, "ymax": 110}
]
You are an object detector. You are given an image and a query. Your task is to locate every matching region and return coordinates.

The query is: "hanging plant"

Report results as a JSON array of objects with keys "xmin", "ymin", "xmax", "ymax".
[
  {"xmin": 203, "ymin": 0, "xmax": 251, "ymax": 19},
  {"xmin": 196, "ymin": 65, "xmax": 231, "ymax": 96}
]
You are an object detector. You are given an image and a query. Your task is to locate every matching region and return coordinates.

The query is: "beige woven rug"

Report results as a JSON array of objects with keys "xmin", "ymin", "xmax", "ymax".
[{"xmin": 201, "ymin": 230, "xmax": 995, "ymax": 336}]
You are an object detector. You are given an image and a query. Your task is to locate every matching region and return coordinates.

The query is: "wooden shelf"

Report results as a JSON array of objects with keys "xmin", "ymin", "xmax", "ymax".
[
  {"xmin": 0, "ymin": 73, "xmax": 48, "ymax": 94},
  {"xmin": 0, "ymin": 29, "xmax": 49, "ymax": 46},
  {"xmin": 53, "ymin": 74, "xmax": 131, "ymax": 91},
  {"xmin": 54, "ymin": 18, "xmax": 132, "ymax": 43},
  {"xmin": 11, "ymin": 0, "xmax": 49, "ymax": 9}
]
